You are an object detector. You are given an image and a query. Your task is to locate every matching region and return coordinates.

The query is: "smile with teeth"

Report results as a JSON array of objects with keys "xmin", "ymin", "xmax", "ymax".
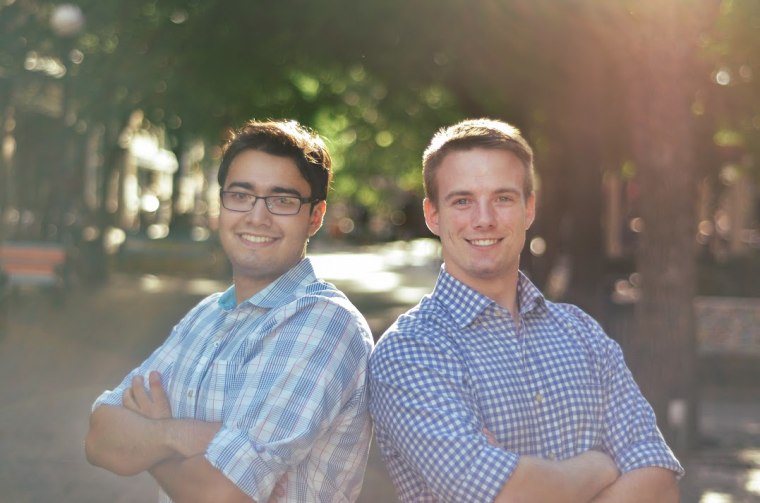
[
  {"xmin": 468, "ymin": 238, "xmax": 500, "ymax": 246},
  {"xmin": 241, "ymin": 233, "xmax": 276, "ymax": 244}
]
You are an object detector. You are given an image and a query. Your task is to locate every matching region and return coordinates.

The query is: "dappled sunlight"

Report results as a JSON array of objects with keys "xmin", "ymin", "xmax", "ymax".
[
  {"xmin": 740, "ymin": 450, "xmax": 760, "ymax": 465},
  {"xmin": 700, "ymin": 492, "xmax": 733, "ymax": 503},
  {"xmin": 130, "ymin": 240, "xmax": 440, "ymax": 304},
  {"xmin": 746, "ymin": 469, "xmax": 760, "ymax": 495},
  {"xmin": 311, "ymin": 239, "xmax": 439, "ymax": 303},
  {"xmin": 137, "ymin": 274, "xmax": 228, "ymax": 296}
]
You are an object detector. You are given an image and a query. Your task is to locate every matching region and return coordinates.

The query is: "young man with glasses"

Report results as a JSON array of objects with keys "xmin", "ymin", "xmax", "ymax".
[{"xmin": 86, "ymin": 120, "xmax": 374, "ymax": 502}]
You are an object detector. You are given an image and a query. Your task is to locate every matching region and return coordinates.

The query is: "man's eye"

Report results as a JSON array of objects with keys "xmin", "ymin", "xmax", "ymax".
[
  {"xmin": 231, "ymin": 192, "xmax": 250, "ymax": 200},
  {"xmin": 454, "ymin": 198, "xmax": 470, "ymax": 206},
  {"xmin": 275, "ymin": 197, "xmax": 297, "ymax": 205},
  {"xmin": 497, "ymin": 195, "xmax": 515, "ymax": 203}
]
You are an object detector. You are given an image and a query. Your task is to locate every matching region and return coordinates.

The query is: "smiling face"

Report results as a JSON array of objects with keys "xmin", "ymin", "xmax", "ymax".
[
  {"xmin": 218, "ymin": 149, "xmax": 325, "ymax": 301},
  {"xmin": 424, "ymin": 147, "xmax": 535, "ymax": 302}
]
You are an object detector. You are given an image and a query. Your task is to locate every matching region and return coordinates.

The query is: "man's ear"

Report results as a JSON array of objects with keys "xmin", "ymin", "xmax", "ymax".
[
  {"xmin": 308, "ymin": 200, "xmax": 327, "ymax": 237},
  {"xmin": 423, "ymin": 198, "xmax": 440, "ymax": 237},
  {"xmin": 525, "ymin": 192, "xmax": 536, "ymax": 230}
]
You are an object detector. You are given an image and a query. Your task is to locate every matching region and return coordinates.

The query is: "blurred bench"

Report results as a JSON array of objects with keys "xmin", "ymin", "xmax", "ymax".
[{"xmin": 0, "ymin": 241, "xmax": 68, "ymax": 290}]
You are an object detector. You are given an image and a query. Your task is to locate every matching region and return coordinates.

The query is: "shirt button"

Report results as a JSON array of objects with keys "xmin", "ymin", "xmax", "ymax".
[
  {"xmin": 548, "ymin": 452, "xmax": 557, "ymax": 460},
  {"xmin": 187, "ymin": 390, "xmax": 194, "ymax": 398},
  {"xmin": 534, "ymin": 392, "xmax": 544, "ymax": 404}
]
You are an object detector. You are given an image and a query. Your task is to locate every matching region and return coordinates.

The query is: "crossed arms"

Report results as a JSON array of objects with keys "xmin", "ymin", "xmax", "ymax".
[
  {"xmin": 85, "ymin": 371, "xmax": 266, "ymax": 503},
  {"xmin": 477, "ymin": 427, "xmax": 678, "ymax": 501},
  {"xmin": 368, "ymin": 329, "xmax": 681, "ymax": 502},
  {"xmin": 492, "ymin": 449, "xmax": 677, "ymax": 502}
]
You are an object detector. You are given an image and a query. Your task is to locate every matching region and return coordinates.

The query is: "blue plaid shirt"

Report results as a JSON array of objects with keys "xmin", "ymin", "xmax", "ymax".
[
  {"xmin": 369, "ymin": 267, "xmax": 683, "ymax": 502},
  {"xmin": 93, "ymin": 258, "xmax": 374, "ymax": 502}
]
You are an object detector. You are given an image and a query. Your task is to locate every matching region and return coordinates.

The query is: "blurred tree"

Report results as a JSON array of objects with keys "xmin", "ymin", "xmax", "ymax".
[{"xmin": 613, "ymin": 0, "xmax": 720, "ymax": 454}]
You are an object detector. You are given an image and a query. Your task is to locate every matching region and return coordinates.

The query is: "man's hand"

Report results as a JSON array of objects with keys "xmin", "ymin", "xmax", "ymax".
[
  {"xmin": 267, "ymin": 474, "xmax": 287, "ymax": 502},
  {"xmin": 483, "ymin": 428, "xmax": 499, "ymax": 447},
  {"xmin": 122, "ymin": 371, "xmax": 220, "ymax": 459},
  {"xmin": 123, "ymin": 371, "xmax": 171, "ymax": 419}
]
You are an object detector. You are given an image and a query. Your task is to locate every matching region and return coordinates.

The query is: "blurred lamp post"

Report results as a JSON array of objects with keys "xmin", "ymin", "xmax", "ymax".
[
  {"xmin": 50, "ymin": 4, "xmax": 84, "ymax": 122},
  {"xmin": 46, "ymin": 4, "xmax": 85, "ymax": 241}
]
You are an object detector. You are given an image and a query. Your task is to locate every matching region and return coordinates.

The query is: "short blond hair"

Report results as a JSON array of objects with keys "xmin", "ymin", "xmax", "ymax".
[{"xmin": 422, "ymin": 118, "xmax": 534, "ymax": 204}]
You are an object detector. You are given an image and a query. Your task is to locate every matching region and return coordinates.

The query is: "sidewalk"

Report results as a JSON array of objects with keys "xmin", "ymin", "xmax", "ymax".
[
  {"xmin": 0, "ymin": 242, "xmax": 758, "ymax": 501},
  {"xmin": 681, "ymin": 387, "xmax": 760, "ymax": 502}
]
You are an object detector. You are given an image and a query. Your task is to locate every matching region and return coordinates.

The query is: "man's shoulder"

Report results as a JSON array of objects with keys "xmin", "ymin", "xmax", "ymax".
[
  {"xmin": 372, "ymin": 295, "xmax": 455, "ymax": 357},
  {"xmin": 286, "ymin": 279, "xmax": 375, "ymax": 344},
  {"xmin": 540, "ymin": 299, "xmax": 602, "ymax": 329},
  {"xmin": 301, "ymin": 280, "xmax": 364, "ymax": 317},
  {"xmin": 535, "ymin": 299, "xmax": 613, "ymax": 351}
]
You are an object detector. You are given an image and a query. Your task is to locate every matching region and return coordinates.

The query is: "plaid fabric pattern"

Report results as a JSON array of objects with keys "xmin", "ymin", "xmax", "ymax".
[
  {"xmin": 94, "ymin": 258, "xmax": 374, "ymax": 502},
  {"xmin": 369, "ymin": 267, "xmax": 683, "ymax": 502}
]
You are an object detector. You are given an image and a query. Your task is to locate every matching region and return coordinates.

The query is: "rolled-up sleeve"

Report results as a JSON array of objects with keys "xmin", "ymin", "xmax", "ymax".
[{"xmin": 574, "ymin": 309, "xmax": 684, "ymax": 478}]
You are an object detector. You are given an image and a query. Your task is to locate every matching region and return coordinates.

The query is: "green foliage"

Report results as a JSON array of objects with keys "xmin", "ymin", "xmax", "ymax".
[
  {"xmin": 704, "ymin": 0, "xmax": 760, "ymax": 171},
  {"xmin": 3, "ymin": 0, "xmax": 760, "ymax": 218}
]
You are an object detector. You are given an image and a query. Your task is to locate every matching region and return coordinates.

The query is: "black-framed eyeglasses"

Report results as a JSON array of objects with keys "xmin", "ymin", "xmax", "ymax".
[{"xmin": 220, "ymin": 190, "xmax": 320, "ymax": 215}]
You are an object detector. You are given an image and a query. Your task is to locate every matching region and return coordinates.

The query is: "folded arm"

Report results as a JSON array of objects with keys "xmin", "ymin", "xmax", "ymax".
[
  {"xmin": 85, "ymin": 372, "xmax": 219, "ymax": 476},
  {"xmin": 89, "ymin": 371, "xmax": 278, "ymax": 502},
  {"xmin": 493, "ymin": 450, "xmax": 618, "ymax": 503},
  {"xmin": 478, "ymin": 430, "xmax": 618, "ymax": 503},
  {"xmin": 150, "ymin": 455, "xmax": 257, "ymax": 503},
  {"xmin": 590, "ymin": 466, "xmax": 679, "ymax": 502}
]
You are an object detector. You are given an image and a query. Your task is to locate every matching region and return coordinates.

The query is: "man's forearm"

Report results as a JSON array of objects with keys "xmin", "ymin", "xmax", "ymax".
[
  {"xmin": 494, "ymin": 450, "xmax": 619, "ymax": 503},
  {"xmin": 85, "ymin": 405, "xmax": 219, "ymax": 476},
  {"xmin": 151, "ymin": 455, "xmax": 256, "ymax": 503},
  {"xmin": 590, "ymin": 467, "xmax": 679, "ymax": 502},
  {"xmin": 85, "ymin": 405, "xmax": 177, "ymax": 475}
]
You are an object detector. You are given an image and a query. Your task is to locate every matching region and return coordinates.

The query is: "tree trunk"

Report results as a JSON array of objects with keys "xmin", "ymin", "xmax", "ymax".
[{"xmin": 621, "ymin": 1, "xmax": 718, "ymax": 455}]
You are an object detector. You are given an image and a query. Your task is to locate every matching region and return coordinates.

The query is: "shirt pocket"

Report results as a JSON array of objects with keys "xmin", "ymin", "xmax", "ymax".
[
  {"xmin": 551, "ymin": 382, "xmax": 605, "ymax": 451},
  {"xmin": 198, "ymin": 360, "xmax": 234, "ymax": 422}
]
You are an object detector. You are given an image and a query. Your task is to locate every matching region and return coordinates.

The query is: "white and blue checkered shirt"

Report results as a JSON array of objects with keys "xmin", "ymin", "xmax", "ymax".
[
  {"xmin": 369, "ymin": 267, "xmax": 683, "ymax": 502},
  {"xmin": 94, "ymin": 258, "xmax": 374, "ymax": 502}
]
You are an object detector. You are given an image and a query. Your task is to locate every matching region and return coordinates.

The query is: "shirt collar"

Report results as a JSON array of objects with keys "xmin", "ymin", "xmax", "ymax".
[
  {"xmin": 218, "ymin": 257, "xmax": 317, "ymax": 310},
  {"xmin": 432, "ymin": 266, "xmax": 546, "ymax": 328}
]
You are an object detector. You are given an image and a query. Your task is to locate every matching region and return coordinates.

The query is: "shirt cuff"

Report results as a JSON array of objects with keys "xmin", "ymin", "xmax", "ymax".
[
  {"xmin": 449, "ymin": 446, "xmax": 519, "ymax": 502},
  {"xmin": 91, "ymin": 389, "xmax": 121, "ymax": 412},
  {"xmin": 616, "ymin": 440, "xmax": 685, "ymax": 478}
]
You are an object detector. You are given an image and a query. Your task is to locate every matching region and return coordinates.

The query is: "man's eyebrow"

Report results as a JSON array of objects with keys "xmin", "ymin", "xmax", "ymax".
[
  {"xmin": 226, "ymin": 181, "xmax": 254, "ymax": 191},
  {"xmin": 495, "ymin": 187, "xmax": 522, "ymax": 196},
  {"xmin": 269, "ymin": 186, "xmax": 304, "ymax": 197},
  {"xmin": 442, "ymin": 190, "xmax": 474, "ymax": 201},
  {"xmin": 225, "ymin": 182, "xmax": 303, "ymax": 196},
  {"xmin": 443, "ymin": 187, "xmax": 520, "ymax": 200}
]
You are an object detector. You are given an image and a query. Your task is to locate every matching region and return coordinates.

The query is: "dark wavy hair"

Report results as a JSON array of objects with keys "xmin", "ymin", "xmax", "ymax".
[{"xmin": 217, "ymin": 119, "xmax": 332, "ymax": 202}]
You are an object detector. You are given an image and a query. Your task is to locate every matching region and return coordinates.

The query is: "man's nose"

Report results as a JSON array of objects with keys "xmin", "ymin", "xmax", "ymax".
[
  {"xmin": 244, "ymin": 197, "xmax": 271, "ymax": 222},
  {"xmin": 472, "ymin": 200, "xmax": 497, "ymax": 227}
]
